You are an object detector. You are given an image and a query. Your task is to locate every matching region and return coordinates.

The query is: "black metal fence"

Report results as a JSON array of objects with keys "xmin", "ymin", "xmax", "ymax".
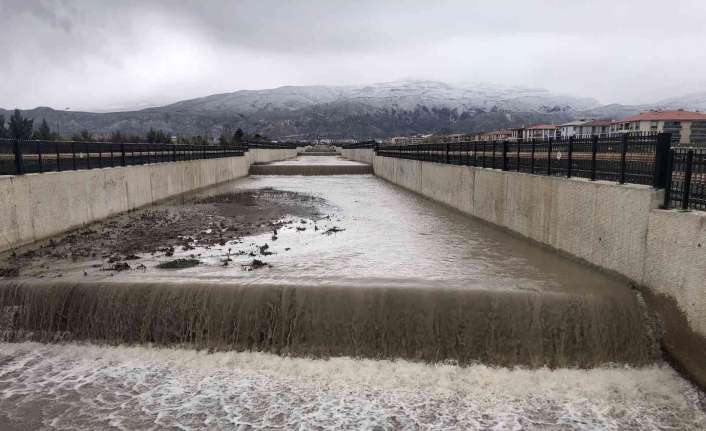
[
  {"xmin": 246, "ymin": 142, "xmax": 301, "ymax": 149},
  {"xmin": 377, "ymin": 133, "xmax": 672, "ymax": 188},
  {"xmin": 665, "ymin": 147, "xmax": 706, "ymax": 211},
  {"xmin": 339, "ymin": 141, "xmax": 376, "ymax": 149},
  {"xmin": 0, "ymin": 139, "xmax": 246, "ymax": 175}
]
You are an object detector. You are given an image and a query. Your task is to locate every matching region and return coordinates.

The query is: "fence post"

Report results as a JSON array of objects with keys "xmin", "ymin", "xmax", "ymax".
[
  {"xmin": 13, "ymin": 139, "xmax": 24, "ymax": 175},
  {"xmin": 566, "ymin": 136, "xmax": 574, "ymax": 178},
  {"xmin": 56, "ymin": 142, "xmax": 61, "ymax": 172},
  {"xmin": 653, "ymin": 132, "xmax": 672, "ymax": 188},
  {"xmin": 590, "ymin": 135, "xmax": 598, "ymax": 181},
  {"xmin": 445, "ymin": 143, "xmax": 450, "ymax": 163},
  {"xmin": 681, "ymin": 149, "xmax": 694, "ymax": 210},
  {"xmin": 36, "ymin": 141, "xmax": 43, "ymax": 173},
  {"xmin": 85, "ymin": 142, "xmax": 91, "ymax": 169},
  {"xmin": 492, "ymin": 142, "xmax": 497, "ymax": 169},
  {"xmin": 530, "ymin": 139, "xmax": 535, "ymax": 174},
  {"xmin": 71, "ymin": 141, "xmax": 77, "ymax": 170},
  {"xmin": 662, "ymin": 149, "xmax": 674, "ymax": 209},
  {"xmin": 516, "ymin": 141, "xmax": 521, "ymax": 171},
  {"xmin": 502, "ymin": 141, "xmax": 508, "ymax": 171},
  {"xmin": 98, "ymin": 142, "xmax": 103, "ymax": 168},
  {"xmin": 173, "ymin": 144, "xmax": 177, "ymax": 162},
  {"xmin": 121, "ymin": 143, "xmax": 126, "ymax": 166},
  {"xmin": 619, "ymin": 133, "xmax": 628, "ymax": 184},
  {"xmin": 547, "ymin": 137, "xmax": 553, "ymax": 176}
]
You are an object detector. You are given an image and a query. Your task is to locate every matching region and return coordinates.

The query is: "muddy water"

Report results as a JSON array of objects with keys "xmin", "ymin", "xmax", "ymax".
[
  {"xmin": 0, "ymin": 343, "xmax": 704, "ymax": 430},
  {"xmin": 11, "ymin": 174, "xmax": 656, "ymax": 293},
  {"xmin": 0, "ymin": 170, "xmax": 702, "ymax": 428},
  {"xmin": 1, "ymin": 175, "xmax": 660, "ymax": 366}
]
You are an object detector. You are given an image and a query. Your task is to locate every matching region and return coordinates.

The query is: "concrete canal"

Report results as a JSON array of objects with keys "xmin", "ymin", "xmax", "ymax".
[{"xmin": 0, "ymin": 156, "xmax": 704, "ymax": 429}]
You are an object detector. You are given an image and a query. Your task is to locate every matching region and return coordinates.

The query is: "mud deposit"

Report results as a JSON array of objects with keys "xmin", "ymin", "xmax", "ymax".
[{"xmin": 0, "ymin": 187, "xmax": 328, "ymax": 278}]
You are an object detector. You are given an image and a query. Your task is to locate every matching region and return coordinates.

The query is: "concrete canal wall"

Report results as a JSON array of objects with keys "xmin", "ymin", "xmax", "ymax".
[
  {"xmin": 339, "ymin": 148, "xmax": 374, "ymax": 164},
  {"xmin": 0, "ymin": 149, "xmax": 299, "ymax": 253},
  {"xmin": 371, "ymin": 155, "xmax": 706, "ymax": 387}
]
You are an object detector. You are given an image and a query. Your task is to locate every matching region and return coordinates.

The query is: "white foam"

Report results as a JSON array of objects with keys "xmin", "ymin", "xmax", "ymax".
[{"xmin": 0, "ymin": 342, "xmax": 704, "ymax": 430}]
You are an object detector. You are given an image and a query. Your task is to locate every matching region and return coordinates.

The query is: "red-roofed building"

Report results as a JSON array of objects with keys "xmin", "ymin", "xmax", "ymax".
[
  {"xmin": 612, "ymin": 110, "xmax": 706, "ymax": 146},
  {"xmin": 474, "ymin": 129, "xmax": 513, "ymax": 142},
  {"xmin": 582, "ymin": 119, "xmax": 615, "ymax": 137},
  {"xmin": 523, "ymin": 124, "xmax": 559, "ymax": 140}
]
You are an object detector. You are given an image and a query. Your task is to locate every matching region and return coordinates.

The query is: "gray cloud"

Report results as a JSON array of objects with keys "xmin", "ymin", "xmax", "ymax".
[{"xmin": 1, "ymin": 0, "xmax": 705, "ymax": 110}]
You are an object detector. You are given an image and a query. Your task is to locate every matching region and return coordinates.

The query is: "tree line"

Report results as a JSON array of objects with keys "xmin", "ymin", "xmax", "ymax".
[{"xmin": 0, "ymin": 109, "xmax": 261, "ymax": 145}]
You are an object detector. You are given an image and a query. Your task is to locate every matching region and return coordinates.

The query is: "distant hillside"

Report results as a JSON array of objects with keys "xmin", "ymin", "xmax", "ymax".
[{"xmin": 2, "ymin": 81, "xmax": 700, "ymax": 140}]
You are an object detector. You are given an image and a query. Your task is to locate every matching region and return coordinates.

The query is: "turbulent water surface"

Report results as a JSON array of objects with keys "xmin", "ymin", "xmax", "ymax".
[
  {"xmin": 0, "ymin": 343, "xmax": 704, "ymax": 430},
  {"xmin": 0, "ymin": 166, "xmax": 702, "ymax": 428}
]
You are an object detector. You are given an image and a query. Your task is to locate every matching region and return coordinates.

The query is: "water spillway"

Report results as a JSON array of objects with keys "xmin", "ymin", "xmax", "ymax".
[
  {"xmin": 0, "ymin": 173, "xmax": 659, "ymax": 367},
  {"xmin": 0, "ymin": 280, "xmax": 657, "ymax": 367},
  {"xmin": 249, "ymin": 155, "xmax": 373, "ymax": 174},
  {"xmin": 2, "ymin": 157, "xmax": 704, "ymax": 429}
]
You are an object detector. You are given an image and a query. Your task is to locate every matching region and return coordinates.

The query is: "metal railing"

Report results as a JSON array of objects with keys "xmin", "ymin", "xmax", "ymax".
[
  {"xmin": 245, "ymin": 142, "xmax": 301, "ymax": 149},
  {"xmin": 664, "ymin": 147, "xmax": 706, "ymax": 211},
  {"xmin": 339, "ymin": 141, "xmax": 376, "ymax": 149},
  {"xmin": 0, "ymin": 139, "xmax": 246, "ymax": 175},
  {"xmin": 376, "ymin": 133, "xmax": 672, "ymax": 188}
]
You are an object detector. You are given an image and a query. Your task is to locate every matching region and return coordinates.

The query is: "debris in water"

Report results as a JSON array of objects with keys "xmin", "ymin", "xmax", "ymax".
[
  {"xmin": 124, "ymin": 254, "xmax": 140, "ymax": 260},
  {"xmin": 241, "ymin": 259, "xmax": 270, "ymax": 271},
  {"xmin": 259, "ymin": 244, "xmax": 273, "ymax": 256},
  {"xmin": 0, "ymin": 267, "xmax": 20, "ymax": 278},
  {"xmin": 296, "ymin": 226, "xmax": 306, "ymax": 231},
  {"xmin": 156, "ymin": 258, "xmax": 200, "ymax": 269},
  {"xmin": 158, "ymin": 246, "xmax": 175, "ymax": 257},
  {"xmin": 323, "ymin": 227, "xmax": 345, "ymax": 235},
  {"xmin": 103, "ymin": 262, "xmax": 131, "ymax": 272}
]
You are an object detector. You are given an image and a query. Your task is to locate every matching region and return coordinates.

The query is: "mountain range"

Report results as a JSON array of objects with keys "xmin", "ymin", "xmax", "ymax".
[{"xmin": 3, "ymin": 80, "xmax": 705, "ymax": 140}]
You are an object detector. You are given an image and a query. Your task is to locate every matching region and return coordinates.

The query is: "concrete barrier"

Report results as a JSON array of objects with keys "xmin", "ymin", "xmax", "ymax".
[
  {"xmin": 373, "ymin": 155, "xmax": 706, "ymax": 388},
  {"xmin": 0, "ymin": 149, "xmax": 299, "ymax": 254},
  {"xmin": 250, "ymin": 164, "xmax": 373, "ymax": 175},
  {"xmin": 339, "ymin": 148, "xmax": 374, "ymax": 164}
]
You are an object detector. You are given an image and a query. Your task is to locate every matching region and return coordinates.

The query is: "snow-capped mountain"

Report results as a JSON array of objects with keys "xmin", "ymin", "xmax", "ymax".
[
  {"xmin": 161, "ymin": 80, "xmax": 599, "ymax": 115},
  {"xmin": 0, "ymin": 80, "xmax": 662, "ymax": 139}
]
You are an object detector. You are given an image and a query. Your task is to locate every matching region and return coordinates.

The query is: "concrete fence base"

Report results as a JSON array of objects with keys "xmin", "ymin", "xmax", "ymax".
[{"xmin": 369, "ymin": 155, "xmax": 706, "ymax": 388}]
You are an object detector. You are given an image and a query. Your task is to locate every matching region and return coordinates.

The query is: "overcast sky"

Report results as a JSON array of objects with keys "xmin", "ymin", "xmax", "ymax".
[{"xmin": 2, "ymin": 0, "xmax": 705, "ymax": 111}]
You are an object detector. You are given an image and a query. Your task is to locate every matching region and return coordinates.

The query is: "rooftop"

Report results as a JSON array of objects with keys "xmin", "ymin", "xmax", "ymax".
[
  {"xmin": 526, "ymin": 124, "xmax": 559, "ymax": 130},
  {"xmin": 620, "ymin": 110, "xmax": 706, "ymax": 122},
  {"xmin": 584, "ymin": 119, "xmax": 615, "ymax": 126},
  {"xmin": 560, "ymin": 120, "xmax": 591, "ymax": 127}
]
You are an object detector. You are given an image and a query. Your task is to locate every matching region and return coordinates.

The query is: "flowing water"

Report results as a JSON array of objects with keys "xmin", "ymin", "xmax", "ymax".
[
  {"xmin": 1, "ymin": 175, "xmax": 658, "ymax": 366},
  {"xmin": 0, "ymin": 167, "xmax": 702, "ymax": 428},
  {"xmin": 0, "ymin": 343, "xmax": 704, "ymax": 430}
]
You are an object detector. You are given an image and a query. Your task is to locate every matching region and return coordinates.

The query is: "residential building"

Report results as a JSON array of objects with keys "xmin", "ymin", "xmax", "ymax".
[
  {"xmin": 388, "ymin": 134, "xmax": 429, "ymax": 145},
  {"xmin": 581, "ymin": 119, "xmax": 614, "ymax": 137},
  {"xmin": 509, "ymin": 128, "xmax": 524, "ymax": 142},
  {"xmin": 611, "ymin": 110, "xmax": 706, "ymax": 146},
  {"xmin": 445, "ymin": 133, "xmax": 471, "ymax": 143},
  {"xmin": 469, "ymin": 130, "xmax": 513, "ymax": 142},
  {"xmin": 523, "ymin": 124, "xmax": 559, "ymax": 140},
  {"xmin": 559, "ymin": 120, "xmax": 591, "ymax": 138}
]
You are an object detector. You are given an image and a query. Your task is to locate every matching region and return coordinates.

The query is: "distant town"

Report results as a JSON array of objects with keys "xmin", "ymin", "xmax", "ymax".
[{"xmin": 340, "ymin": 109, "xmax": 706, "ymax": 148}]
